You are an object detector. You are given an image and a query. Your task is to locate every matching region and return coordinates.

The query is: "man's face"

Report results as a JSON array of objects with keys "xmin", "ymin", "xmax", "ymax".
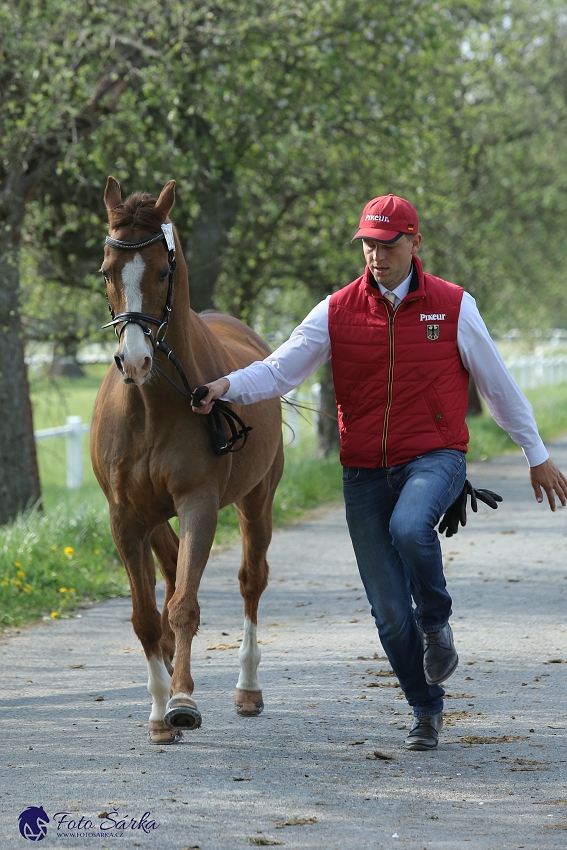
[{"xmin": 362, "ymin": 233, "xmax": 422, "ymax": 291}]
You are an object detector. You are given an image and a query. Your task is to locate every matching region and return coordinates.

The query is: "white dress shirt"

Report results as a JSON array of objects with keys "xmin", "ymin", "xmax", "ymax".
[{"xmin": 223, "ymin": 268, "xmax": 548, "ymax": 467}]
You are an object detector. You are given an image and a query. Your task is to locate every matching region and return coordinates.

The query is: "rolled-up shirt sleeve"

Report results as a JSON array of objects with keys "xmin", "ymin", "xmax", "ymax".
[
  {"xmin": 458, "ymin": 292, "xmax": 548, "ymax": 467},
  {"xmin": 222, "ymin": 296, "xmax": 332, "ymax": 405}
]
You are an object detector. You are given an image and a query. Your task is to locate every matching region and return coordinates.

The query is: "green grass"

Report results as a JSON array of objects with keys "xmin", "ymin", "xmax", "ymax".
[
  {"xmin": 2, "ymin": 365, "xmax": 341, "ymax": 626},
  {"xmin": 3, "ymin": 366, "xmax": 566, "ymax": 629},
  {"xmin": 31, "ymin": 364, "xmax": 107, "ymax": 512},
  {"xmin": 0, "ymin": 502, "xmax": 127, "ymax": 628}
]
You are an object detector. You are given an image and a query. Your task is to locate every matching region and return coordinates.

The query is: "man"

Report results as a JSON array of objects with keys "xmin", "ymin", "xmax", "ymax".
[{"xmin": 192, "ymin": 194, "xmax": 567, "ymax": 751}]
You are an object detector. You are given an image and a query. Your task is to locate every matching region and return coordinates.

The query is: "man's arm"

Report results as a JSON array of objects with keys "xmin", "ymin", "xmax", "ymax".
[
  {"xmin": 458, "ymin": 293, "xmax": 567, "ymax": 510},
  {"xmin": 192, "ymin": 297, "xmax": 331, "ymax": 414}
]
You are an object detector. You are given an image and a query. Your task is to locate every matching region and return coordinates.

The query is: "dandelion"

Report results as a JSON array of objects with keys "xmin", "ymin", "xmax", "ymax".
[
  {"xmin": 94, "ymin": 549, "xmax": 100, "ymax": 555},
  {"xmin": 50, "ymin": 611, "xmax": 59, "ymax": 618},
  {"xmin": 17, "ymin": 570, "xmax": 26, "ymax": 579},
  {"xmin": 64, "ymin": 546, "xmax": 74, "ymax": 557},
  {"xmin": 23, "ymin": 584, "xmax": 32, "ymax": 594},
  {"xmin": 14, "ymin": 561, "xmax": 22, "ymax": 568},
  {"xmin": 59, "ymin": 587, "xmax": 68, "ymax": 594}
]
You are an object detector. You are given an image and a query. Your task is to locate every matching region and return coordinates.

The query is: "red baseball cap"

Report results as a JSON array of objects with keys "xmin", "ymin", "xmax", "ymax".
[{"xmin": 351, "ymin": 194, "xmax": 419, "ymax": 243}]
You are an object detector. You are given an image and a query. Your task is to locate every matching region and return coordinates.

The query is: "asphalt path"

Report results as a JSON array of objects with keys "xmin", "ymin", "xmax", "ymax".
[{"xmin": 1, "ymin": 439, "xmax": 567, "ymax": 850}]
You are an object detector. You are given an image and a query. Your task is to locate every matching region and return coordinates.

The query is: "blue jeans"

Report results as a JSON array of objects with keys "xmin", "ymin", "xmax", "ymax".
[{"xmin": 342, "ymin": 449, "xmax": 466, "ymax": 717}]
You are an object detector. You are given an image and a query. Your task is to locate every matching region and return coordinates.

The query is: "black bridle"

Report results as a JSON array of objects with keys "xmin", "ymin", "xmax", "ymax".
[{"xmin": 102, "ymin": 223, "xmax": 252, "ymax": 455}]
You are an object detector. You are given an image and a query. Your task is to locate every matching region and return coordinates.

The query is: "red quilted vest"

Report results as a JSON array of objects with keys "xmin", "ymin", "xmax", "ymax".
[{"xmin": 328, "ymin": 256, "xmax": 469, "ymax": 468}]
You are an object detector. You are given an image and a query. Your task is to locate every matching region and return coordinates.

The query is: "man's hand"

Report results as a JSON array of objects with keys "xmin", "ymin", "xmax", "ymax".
[
  {"xmin": 191, "ymin": 377, "xmax": 230, "ymax": 414},
  {"xmin": 529, "ymin": 458, "xmax": 567, "ymax": 511}
]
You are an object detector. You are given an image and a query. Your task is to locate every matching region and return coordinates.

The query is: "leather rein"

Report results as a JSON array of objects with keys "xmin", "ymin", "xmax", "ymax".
[{"xmin": 102, "ymin": 223, "xmax": 252, "ymax": 455}]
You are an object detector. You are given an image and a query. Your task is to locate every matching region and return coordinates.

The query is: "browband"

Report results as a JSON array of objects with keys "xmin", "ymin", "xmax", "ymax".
[{"xmin": 105, "ymin": 232, "xmax": 165, "ymax": 250}]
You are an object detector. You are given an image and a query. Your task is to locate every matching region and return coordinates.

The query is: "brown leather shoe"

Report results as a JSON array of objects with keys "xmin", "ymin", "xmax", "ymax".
[
  {"xmin": 405, "ymin": 713, "xmax": 443, "ymax": 750},
  {"xmin": 423, "ymin": 623, "xmax": 458, "ymax": 685}
]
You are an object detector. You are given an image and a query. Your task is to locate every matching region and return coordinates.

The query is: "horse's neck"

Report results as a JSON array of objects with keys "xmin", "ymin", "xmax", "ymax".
[{"xmin": 161, "ymin": 293, "xmax": 226, "ymax": 392}]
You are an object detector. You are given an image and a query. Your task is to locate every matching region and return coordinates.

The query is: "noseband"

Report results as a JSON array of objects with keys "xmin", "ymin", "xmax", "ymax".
[{"xmin": 102, "ymin": 223, "xmax": 252, "ymax": 455}]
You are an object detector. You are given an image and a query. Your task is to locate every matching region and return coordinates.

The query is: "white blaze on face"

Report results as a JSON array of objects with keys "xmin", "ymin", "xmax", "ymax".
[
  {"xmin": 236, "ymin": 617, "xmax": 262, "ymax": 691},
  {"xmin": 120, "ymin": 252, "xmax": 151, "ymax": 365},
  {"xmin": 147, "ymin": 655, "xmax": 171, "ymax": 721}
]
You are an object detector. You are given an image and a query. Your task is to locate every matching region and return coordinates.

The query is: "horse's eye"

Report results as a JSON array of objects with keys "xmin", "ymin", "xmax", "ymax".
[
  {"xmin": 100, "ymin": 267, "xmax": 110, "ymax": 282},
  {"xmin": 159, "ymin": 269, "xmax": 169, "ymax": 282}
]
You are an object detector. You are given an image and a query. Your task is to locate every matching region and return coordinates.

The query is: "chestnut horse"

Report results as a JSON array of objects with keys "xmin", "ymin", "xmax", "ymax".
[{"xmin": 90, "ymin": 177, "xmax": 284, "ymax": 743}]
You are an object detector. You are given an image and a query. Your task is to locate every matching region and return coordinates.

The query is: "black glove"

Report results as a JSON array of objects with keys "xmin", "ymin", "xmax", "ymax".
[{"xmin": 438, "ymin": 479, "xmax": 503, "ymax": 538}]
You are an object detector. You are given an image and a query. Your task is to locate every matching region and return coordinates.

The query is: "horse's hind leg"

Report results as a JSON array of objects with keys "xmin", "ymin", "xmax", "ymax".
[
  {"xmin": 233, "ymin": 447, "xmax": 284, "ymax": 716},
  {"xmin": 110, "ymin": 511, "xmax": 181, "ymax": 745}
]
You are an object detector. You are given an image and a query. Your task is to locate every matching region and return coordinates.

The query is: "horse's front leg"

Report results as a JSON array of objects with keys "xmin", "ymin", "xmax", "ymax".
[
  {"xmin": 150, "ymin": 522, "xmax": 179, "ymax": 674},
  {"xmin": 110, "ymin": 510, "xmax": 181, "ymax": 744},
  {"xmin": 163, "ymin": 494, "xmax": 218, "ymax": 731}
]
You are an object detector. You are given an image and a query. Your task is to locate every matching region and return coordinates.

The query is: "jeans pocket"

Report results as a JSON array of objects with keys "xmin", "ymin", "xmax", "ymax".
[{"xmin": 342, "ymin": 466, "xmax": 361, "ymax": 485}]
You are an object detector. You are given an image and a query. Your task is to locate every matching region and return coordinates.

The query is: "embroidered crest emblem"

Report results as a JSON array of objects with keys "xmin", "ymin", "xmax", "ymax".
[{"xmin": 426, "ymin": 324, "xmax": 440, "ymax": 340}]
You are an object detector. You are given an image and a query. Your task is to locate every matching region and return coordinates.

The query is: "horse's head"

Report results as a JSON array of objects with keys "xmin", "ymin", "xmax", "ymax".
[{"xmin": 102, "ymin": 177, "xmax": 176, "ymax": 385}]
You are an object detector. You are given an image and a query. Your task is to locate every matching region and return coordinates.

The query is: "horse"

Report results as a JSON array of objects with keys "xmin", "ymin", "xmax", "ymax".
[{"xmin": 90, "ymin": 177, "xmax": 284, "ymax": 743}]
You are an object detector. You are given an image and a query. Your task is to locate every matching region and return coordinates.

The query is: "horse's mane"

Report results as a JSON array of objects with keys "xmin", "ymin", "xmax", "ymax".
[{"xmin": 108, "ymin": 192, "xmax": 166, "ymax": 232}]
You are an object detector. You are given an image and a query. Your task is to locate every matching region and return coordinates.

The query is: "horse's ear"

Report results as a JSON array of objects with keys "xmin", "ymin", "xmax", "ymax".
[
  {"xmin": 155, "ymin": 180, "xmax": 176, "ymax": 220},
  {"xmin": 104, "ymin": 176, "xmax": 123, "ymax": 212}
]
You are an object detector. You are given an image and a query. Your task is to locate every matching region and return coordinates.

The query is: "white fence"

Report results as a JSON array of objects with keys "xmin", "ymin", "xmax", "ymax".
[
  {"xmin": 503, "ymin": 355, "xmax": 567, "ymax": 390},
  {"xmin": 32, "ymin": 354, "xmax": 567, "ymax": 489},
  {"xmin": 34, "ymin": 416, "xmax": 90, "ymax": 489}
]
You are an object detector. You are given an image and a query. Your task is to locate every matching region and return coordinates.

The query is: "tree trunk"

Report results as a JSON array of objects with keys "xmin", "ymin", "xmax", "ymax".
[
  {"xmin": 317, "ymin": 360, "xmax": 340, "ymax": 457},
  {"xmin": 184, "ymin": 180, "xmax": 238, "ymax": 312},
  {"xmin": 467, "ymin": 374, "xmax": 483, "ymax": 417},
  {"xmin": 0, "ymin": 195, "xmax": 42, "ymax": 523}
]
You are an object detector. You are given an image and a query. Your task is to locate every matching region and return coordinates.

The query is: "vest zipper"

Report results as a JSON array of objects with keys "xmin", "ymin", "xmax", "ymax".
[
  {"xmin": 381, "ymin": 304, "xmax": 396, "ymax": 467},
  {"xmin": 380, "ymin": 295, "xmax": 421, "ymax": 467}
]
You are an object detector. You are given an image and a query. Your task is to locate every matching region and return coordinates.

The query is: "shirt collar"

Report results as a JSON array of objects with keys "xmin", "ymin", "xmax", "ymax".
[{"xmin": 377, "ymin": 266, "xmax": 413, "ymax": 304}]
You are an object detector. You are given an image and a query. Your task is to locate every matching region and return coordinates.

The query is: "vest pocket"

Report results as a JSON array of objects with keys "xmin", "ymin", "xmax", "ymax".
[
  {"xmin": 337, "ymin": 386, "xmax": 364, "ymax": 435},
  {"xmin": 421, "ymin": 384, "xmax": 456, "ymax": 443}
]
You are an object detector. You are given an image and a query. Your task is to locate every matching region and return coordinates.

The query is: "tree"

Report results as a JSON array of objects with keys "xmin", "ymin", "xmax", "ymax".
[
  {"xmin": 18, "ymin": 0, "xmax": 463, "ymax": 464},
  {"xmin": 0, "ymin": 0, "xmax": 180, "ymax": 523},
  {"xmin": 10, "ymin": 0, "xmax": 567, "ymax": 504},
  {"xmin": 398, "ymin": 0, "xmax": 567, "ymax": 330}
]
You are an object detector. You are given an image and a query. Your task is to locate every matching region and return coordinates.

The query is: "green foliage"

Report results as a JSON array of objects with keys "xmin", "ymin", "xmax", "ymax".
[
  {"xmin": 467, "ymin": 382, "xmax": 567, "ymax": 461},
  {"xmin": 527, "ymin": 384, "xmax": 567, "ymax": 443},
  {"xmin": 0, "ymin": 502, "xmax": 126, "ymax": 627},
  {"xmin": 466, "ymin": 411, "xmax": 516, "ymax": 462},
  {"xmin": 8, "ymin": 365, "xmax": 343, "ymax": 627},
  {"xmin": 30, "ymin": 365, "xmax": 107, "ymax": 511},
  {"xmin": 1, "ymin": 443, "xmax": 342, "ymax": 628},
  {"xmin": 405, "ymin": 0, "xmax": 567, "ymax": 330},
  {"xmin": 11, "ymin": 361, "xmax": 567, "ymax": 628},
  {"xmin": 4, "ymin": 4, "xmax": 484, "ymax": 335},
  {"xmin": 11, "ymin": 0, "xmax": 567, "ymax": 354}
]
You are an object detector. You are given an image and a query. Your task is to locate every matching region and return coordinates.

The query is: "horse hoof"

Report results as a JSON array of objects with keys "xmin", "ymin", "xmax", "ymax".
[
  {"xmin": 235, "ymin": 688, "xmax": 264, "ymax": 716},
  {"xmin": 164, "ymin": 696, "xmax": 202, "ymax": 730},
  {"xmin": 149, "ymin": 720, "xmax": 183, "ymax": 744}
]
